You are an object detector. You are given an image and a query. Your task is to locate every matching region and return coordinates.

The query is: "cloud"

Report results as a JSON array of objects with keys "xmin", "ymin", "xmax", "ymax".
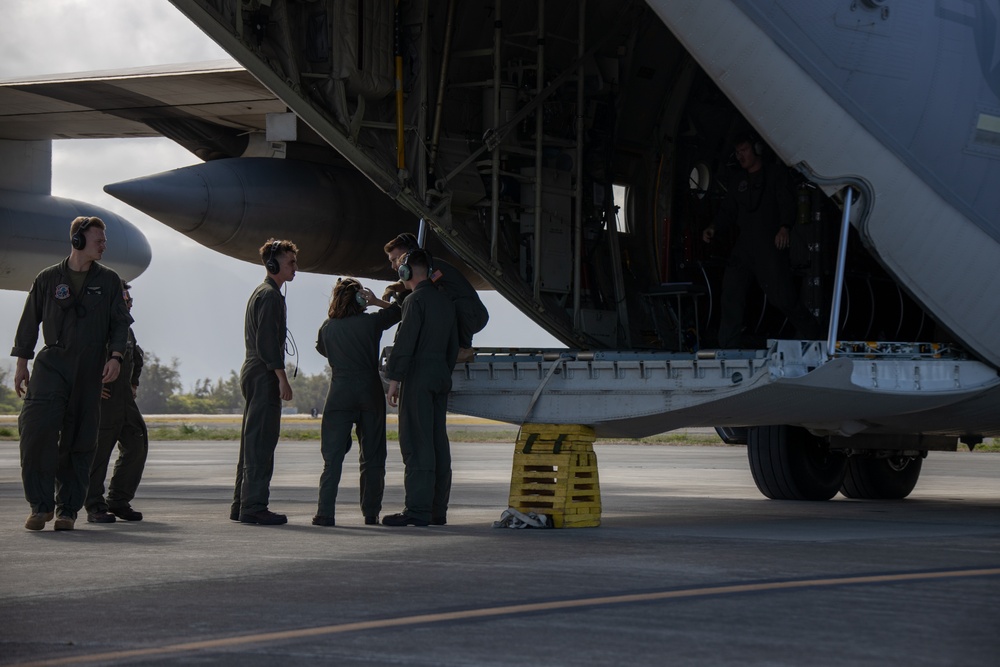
[{"xmin": 0, "ymin": 1, "xmax": 232, "ymax": 79}]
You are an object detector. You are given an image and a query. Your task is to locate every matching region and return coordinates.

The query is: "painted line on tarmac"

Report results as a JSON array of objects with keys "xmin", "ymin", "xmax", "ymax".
[{"xmin": 18, "ymin": 567, "xmax": 1000, "ymax": 666}]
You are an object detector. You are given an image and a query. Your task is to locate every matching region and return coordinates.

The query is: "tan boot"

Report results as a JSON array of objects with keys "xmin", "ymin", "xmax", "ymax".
[
  {"xmin": 24, "ymin": 511, "xmax": 54, "ymax": 531},
  {"xmin": 54, "ymin": 515, "xmax": 76, "ymax": 531}
]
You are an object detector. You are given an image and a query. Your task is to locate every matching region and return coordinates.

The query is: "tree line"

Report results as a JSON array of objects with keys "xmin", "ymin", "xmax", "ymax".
[
  {"xmin": 0, "ymin": 367, "xmax": 19, "ymax": 414},
  {"xmin": 135, "ymin": 352, "xmax": 332, "ymax": 415},
  {"xmin": 0, "ymin": 353, "xmax": 333, "ymax": 416}
]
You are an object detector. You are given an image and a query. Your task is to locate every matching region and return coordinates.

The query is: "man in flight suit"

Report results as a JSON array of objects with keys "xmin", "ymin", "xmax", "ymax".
[
  {"xmin": 383, "ymin": 248, "xmax": 459, "ymax": 527},
  {"xmin": 702, "ymin": 133, "xmax": 821, "ymax": 348},
  {"xmin": 12, "ymin": 216, "xmax": 131, "ymax": 531},
  {"xmin": 86, "ymin": 282, "xmax": 148, "ymax": 523},
  {"xmin": 231, "ymin": 238, "xmax": 297, "ymax": 525},
  {"xmin": 384, "ymin": 233, "xmax": 488, "ymax": 363}
]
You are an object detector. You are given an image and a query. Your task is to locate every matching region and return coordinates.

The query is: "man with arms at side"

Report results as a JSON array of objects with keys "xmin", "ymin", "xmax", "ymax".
[
  {"xmin": 383, "ymin": 249, "xmax": 459, "ymax": 527},
  {"xmin": 86, "ymin": 281, "xmax": 148, "ymax": 524},
  {"xmin": 231, "ymin": 239, "xmax": 297, "ymax": 526},
  {"xmin": 384, "ymin": 233, "xmax": 488, "ymax": 363},
  {"xmin": 12, "ymin": 216, "xmax": 131, "ymax": 531}
]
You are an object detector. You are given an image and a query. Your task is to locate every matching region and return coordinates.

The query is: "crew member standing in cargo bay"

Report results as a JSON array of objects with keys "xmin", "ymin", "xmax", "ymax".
[
  {"xmin": 12, "ymin": 216, "xmax": 131, "ymax": 531},
  {"xmin": 382, "ymin": 249, "xmax": 459, "ymax": 527},
  {"xmin": 231, "ymin": 239, "xmax": 297, "ymax": 526},
  {"xmin": 702, "ymin": 132, "xmax": 821, "ymax": 348}
]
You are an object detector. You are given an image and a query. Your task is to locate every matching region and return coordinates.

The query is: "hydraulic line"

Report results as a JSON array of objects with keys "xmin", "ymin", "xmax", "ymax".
[
  {"xmin": 427, "ymin": 0, "xmax": 456, "ymax": 177},
  {"xmin": 394, "ymin": 0, "xmax": 405, "ymax": 170}
]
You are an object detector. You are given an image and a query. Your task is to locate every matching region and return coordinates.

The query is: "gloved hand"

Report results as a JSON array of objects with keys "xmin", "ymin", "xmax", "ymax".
[{"xmin": 382, "ymin": 281, "xmax": 411, "ymax": 303}]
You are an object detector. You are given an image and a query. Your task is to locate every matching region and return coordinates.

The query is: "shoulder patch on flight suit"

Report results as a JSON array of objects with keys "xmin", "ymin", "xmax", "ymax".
[{"xmin": 54, "ymin": 284, "xmax": 70, "ymax": 300}]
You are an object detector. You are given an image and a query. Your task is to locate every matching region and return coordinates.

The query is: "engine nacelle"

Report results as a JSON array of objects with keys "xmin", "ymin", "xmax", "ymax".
[{"xmin": 0, "ymin": 189, "xmax": 151, "ymax": 291}]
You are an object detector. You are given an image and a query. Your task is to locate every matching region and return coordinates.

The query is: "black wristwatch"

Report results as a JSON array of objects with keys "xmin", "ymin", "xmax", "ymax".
[{"xmin": 110, "ymin": 355, "xmax": 123, "ymax": 364}]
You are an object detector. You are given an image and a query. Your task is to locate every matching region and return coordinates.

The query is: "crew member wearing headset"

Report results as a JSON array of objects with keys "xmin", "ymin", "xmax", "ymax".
[
  {"xmin": 86, "ymin": 281, "xmax": 148, "ymax": 524},
  {"xmin": 12, "ymin": 216, "xmax": 131, "ymax": 531},
  {"xmin": 231, "ymin": 238, "xmax": 298, "ymax": 525},
  {"xmin": 383, "ymin": 233, "xmax": 488, "ymax": 363},
  {"xmin": 312, "ymin": 278, "xmax": 401, "ymax": 527},
  {"xmin": 382, "ymin": 248, "xmax": 458, "ymax": 527},
  {"xmin": 702, "ymin": 132, "xmax": 821, "ymax": 348}
]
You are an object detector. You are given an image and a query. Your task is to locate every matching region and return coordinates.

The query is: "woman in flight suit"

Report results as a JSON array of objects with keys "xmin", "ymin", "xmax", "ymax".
[{"xmin": 313, "ymin": 278, "xmax": 401, "ymax": 526}]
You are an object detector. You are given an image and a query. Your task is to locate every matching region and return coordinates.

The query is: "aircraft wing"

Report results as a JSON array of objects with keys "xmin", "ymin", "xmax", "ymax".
[
  {"xmin": 0, "ymin": 60, "xmax": 470, "ymax": 290},
  {"xmin": 0, "ymin": 60, "xmax": 282, "ymax": 145},
  {"xmin": 0, "ymin": 61, "xmax": 425, "ymax": 287}
]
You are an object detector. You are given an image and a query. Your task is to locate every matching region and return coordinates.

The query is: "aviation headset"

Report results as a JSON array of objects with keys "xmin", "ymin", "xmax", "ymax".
[
  {"xmin": 727, "ymin": 128, "xmax": 765, "ymax": 160},
  {"xmin": 71, "ymin": 217, "xmax": 93, "ymax": 250},
  {"xmin": 397, "ymin": 248, "xmax": 432, "ymax": 282},
  {"xmin": 736, "ymin": 134, "xmax": 763, "ymax": 156},
  {"xmin": 264, "ymin": 240, "xmax": 282, "ymax": 275},
  {"xmin": 336, "ymin": 277, "xmax": 369, "ymax": 308}
]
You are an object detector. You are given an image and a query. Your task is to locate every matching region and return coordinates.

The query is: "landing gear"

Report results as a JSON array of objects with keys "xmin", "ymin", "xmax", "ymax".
[
  {"xmin": 840, "ymin": 454, "xmax": 924, "ymax": 499},
  {"xmin": 747, "ymin": 425, "xmax": 847, "ymax": 500},
  {"xmin": 715, "ymin": 426, "xmax": 748, "ymax": 445}
]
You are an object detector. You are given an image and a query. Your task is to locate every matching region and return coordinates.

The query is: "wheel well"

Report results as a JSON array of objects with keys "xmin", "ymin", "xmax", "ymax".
[{"xmin": 828, "ymin": 433, "xmax": 957, "ymax": 453}]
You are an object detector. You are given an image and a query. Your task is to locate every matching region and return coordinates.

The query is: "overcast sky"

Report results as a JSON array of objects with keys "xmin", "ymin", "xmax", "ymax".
[{"xmin": 0, "ymin": 0, "xmax": 558, "ymax": 388}]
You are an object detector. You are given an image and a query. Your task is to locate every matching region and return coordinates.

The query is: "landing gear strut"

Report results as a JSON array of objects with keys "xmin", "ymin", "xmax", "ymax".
[{"xmin": 747, "ymin": 425, "xmax": 847, "ymax": 500}]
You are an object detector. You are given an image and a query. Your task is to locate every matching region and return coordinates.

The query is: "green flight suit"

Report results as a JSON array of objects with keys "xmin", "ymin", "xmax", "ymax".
[
  {"xmin": 385, "ymin": 280, "xmax": 458, "ymax": 523},
  {"xmin": 12, "ymin": 259, "xmax": 131, "ymax": 519},
  {"xmin": 86, "ymin": 329, "xmax": 148, "ymax": 514},
  {"xmin": 315, "ymin": 303, "xmax": 401, "ymax": 519},
  {"xmin": 232, "ymin": 277, "xmax": 288, "ymax": 516},
  {"xmin": 429, "ymin": 258, "xmax": 489, "ymax": 349},
  {"xmin": 713, "ymin": 163, "xmax": 820, "ymax": 347}
]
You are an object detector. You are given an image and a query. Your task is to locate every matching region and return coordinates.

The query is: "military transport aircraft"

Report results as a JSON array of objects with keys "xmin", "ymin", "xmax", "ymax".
[{"xmin": 2, "ymin": 0, "xmax": 998, "ymax": 502}]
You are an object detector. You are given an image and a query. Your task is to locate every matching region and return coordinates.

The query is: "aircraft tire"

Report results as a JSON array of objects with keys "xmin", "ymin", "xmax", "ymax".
[
  {"xmin": 747, "ymin": 425, "xmax": 847, "ymax": 500},
  {"xmin": 840, "ymin": 455, "xmax": 923, "ymax": 500}
]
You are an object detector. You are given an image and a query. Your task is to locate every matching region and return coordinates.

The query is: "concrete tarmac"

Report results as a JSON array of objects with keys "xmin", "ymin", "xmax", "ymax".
[{"xmin": 1, "ymin": 437, "xmax": 999, "ymax": 666}]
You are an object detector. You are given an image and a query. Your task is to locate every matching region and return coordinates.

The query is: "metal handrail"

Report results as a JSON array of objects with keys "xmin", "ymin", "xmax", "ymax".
[{"xmin": 827, "ymin": 187, "xmax": 853, "ymax": 357}]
